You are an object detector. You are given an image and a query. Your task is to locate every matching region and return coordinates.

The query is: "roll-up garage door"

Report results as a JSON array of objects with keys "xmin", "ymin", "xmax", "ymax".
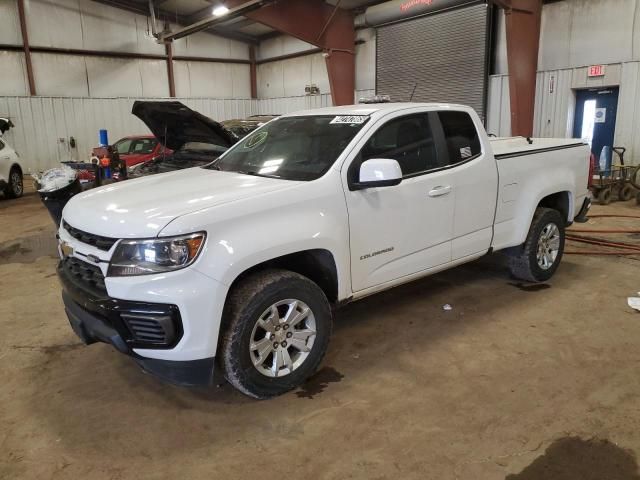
[{"xmin": 376, "ymin": 2, "xmax": 490, "ymax": 120}]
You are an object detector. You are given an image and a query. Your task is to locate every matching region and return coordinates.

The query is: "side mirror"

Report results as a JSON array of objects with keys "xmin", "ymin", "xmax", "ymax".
[{"xmin": 352, "ymin": 158, "xmax": 402, "ymax": 190}]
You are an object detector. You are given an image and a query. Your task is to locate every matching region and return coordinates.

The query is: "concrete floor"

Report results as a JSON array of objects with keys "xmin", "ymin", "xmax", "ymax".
[{"xmin": 2, "ymin": 185, "xmax": 640, "ymax": 479}]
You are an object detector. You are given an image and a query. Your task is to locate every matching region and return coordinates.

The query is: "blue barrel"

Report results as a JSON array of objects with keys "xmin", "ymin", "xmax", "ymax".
[{"xmin": 99, "ymin": 129, "xmax": 109, "ymax": 146}]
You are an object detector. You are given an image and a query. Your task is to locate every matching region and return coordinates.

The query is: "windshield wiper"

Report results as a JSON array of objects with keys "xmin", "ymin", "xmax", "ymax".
[{"xmin": 236, "ymin": 170, "xmax": 280, "ymax": 179}]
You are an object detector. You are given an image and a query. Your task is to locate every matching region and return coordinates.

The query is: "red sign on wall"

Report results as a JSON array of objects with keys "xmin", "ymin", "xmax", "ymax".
[
  {"xmin": 400, "ymin": 0, "xmax": 434, "ymax": 12},
  {"xmin": 588, "ymin": 65, "xmax": 606, "ymax": 77}
]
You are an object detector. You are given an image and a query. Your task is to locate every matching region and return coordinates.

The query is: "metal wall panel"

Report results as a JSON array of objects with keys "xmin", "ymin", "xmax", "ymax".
[
  {"xmin": 172, "ymin": 28, "xmax": 250, "ymax": 60},
  {"xmin": 26, "ymin": 0, "xmax": 85, "ymax": 50},
  {"xmin": 376, "ymin": 3, "xmax": 489, "ymax": 119},
  {"xmin": 495, "ymin": 0, "xmax": 640, "ymax": 75},
  {"xmin": 0, "ymin": 91, "xmax": 374, "ymax": 173},
  {"xmin": 257, "ymin": 89, "xmax": 374, "ymax": 116},
  {"xmin": 355, "ymin": 28, "xmax": 376, "ymax": 91},
  {"xmin": 0, "ymin": 0, "xmax": 21, "ymax": 45},
  {"xmin": 257, "ymin": 36, "xmax": 316, "ymax": 60},
  {"xmin": 22, "ymin": 1, "xmax": 246, "ymax": 58},
  {"xmin": 0, "ymin": 52, "xmax": 28, "ymax": 96},
  {"xmin": 486, "ymin": 75, "xmax": 511, "ymax": 136},
  {"xmin": 257, "ymin": 53, "xmax": 331, "ymax": 98},
  {"xmin": 0, "ymin": 96, "xmax": 257, "ymax": 173},
  {"xmin": 31, "ymin": 53, "xmax": 89, "ymax": 97},
  {"xmin": 173, "ymin": 62, "xmax": 251, "ymax": 98},
  {"xmin": 488, "ymin": 62, "xmax": 640, "ymax": 165}
]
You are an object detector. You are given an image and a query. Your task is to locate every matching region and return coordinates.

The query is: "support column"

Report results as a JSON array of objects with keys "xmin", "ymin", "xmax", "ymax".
[
  {"xmin": 17, "ymin": 0, "xmax": 36, "ymax": 96},
  {"xmin": 228, "ymin": 0, "xmax": 355, "ymax": 105},
  {"xmin": 503, "ymin": 0, "xmax": 542, "ymax": 136},
  {"xmin": 165, "ymin": 41, "xmax": 176, "ymax": 97},
  {"xmin": 249, "ymin": 45, "xmax": 257, "ymax": 99}
]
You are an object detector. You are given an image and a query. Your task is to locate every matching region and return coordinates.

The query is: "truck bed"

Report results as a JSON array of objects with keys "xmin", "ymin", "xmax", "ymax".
[
  {"xmin": 489, "ymin": 137, "xmax": 586, "ymax": 158},
  {"xmin": 488, "ymin": 136, "xmax": 591, "ymax": 252}
]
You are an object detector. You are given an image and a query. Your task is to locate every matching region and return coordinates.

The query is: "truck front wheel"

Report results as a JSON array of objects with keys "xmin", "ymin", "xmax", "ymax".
[
  {"xmin": 219, "ymin": 269, "xmax": 332, "ymax": 399},
  {"xmin": 509, "ymin": 207, "xmax": 566, "ymax": 283}
]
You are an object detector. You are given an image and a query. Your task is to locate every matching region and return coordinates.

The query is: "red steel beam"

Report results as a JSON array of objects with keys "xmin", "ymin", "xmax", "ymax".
[
  {"xmin": 502, "ymin": 0, "xmax": 542, "ymax": 136},
  {"xmin": 249, "ymin": 45, "xmax": 257, "ymax": 99},
  {"xmin": 16, "ymin": 0, "xmax": 36, "ymax": 95},
  {"xmin": 165, "ymin": 41, "xmax": 176, "ymax": 97},
  {"xmin": 226, "ymin": 0, "xmax": 355, "ymax": 105}
]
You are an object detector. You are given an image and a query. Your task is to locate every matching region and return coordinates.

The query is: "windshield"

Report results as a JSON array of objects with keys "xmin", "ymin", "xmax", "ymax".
[{"xmin": 206, "ymin": 115, "xmax": 369, "ymax": 181}]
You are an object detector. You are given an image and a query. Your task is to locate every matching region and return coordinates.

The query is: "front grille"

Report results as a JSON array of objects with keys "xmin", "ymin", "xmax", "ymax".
[
  {"xmin": 63, "ymin": 220, "xmax": 118, "ymax": 251},
  {"xmin": 121, "ymin": 313, "xmax": 177, "ymax": 346},
  {"xmin": 61, "ymin": 256, "xmax": 106, "ymax": 296}
]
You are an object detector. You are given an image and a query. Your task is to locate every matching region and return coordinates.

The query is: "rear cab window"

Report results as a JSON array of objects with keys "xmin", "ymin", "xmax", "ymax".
[{"xmin": 437, "ymin": 111, "xmax": 482, "ymax": 165}]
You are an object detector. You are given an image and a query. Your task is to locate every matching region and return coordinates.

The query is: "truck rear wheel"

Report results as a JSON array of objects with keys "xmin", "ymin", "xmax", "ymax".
[
  {"xmin": 219, "ymin": 269, "xmax": 332, "ymax": 399},
  {"xmin": 509, "ymin": 207, "xmax": 565, "ymax": 283}
]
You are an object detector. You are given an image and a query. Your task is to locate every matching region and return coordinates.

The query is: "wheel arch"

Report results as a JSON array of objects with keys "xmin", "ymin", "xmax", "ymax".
[
  {"xmin": 536, "ymin": 190, "xmax": 572, "ymax": 225},
  {"xmin": 10, "ymin": 163, "xmax": 23, "ymax": 175},
  {"xmin": 226, "ymin": 248, "xmax": 340, "ymax": 304}
]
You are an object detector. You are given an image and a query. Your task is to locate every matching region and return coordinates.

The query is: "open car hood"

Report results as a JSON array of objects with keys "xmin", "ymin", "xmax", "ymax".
[{"xmin": 131, "ymin": 101, "xmax": 235, "ymax": 151}]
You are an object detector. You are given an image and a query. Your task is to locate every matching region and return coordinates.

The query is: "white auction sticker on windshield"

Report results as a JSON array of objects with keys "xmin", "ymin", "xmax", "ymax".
[{"xmin": 330, "ymin": 115, "xmax": 368, "ymax": 125}]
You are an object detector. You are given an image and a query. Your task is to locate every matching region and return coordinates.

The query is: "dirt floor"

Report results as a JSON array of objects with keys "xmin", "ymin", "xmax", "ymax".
[{"xmin": 2, "ymin": 184, "xmax": 640, "ymax": 479}]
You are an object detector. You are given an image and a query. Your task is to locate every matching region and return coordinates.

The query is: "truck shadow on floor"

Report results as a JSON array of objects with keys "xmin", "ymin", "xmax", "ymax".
[{"xmin": 507, "ymin": 436, "xmax": 640, "ymax": 479}]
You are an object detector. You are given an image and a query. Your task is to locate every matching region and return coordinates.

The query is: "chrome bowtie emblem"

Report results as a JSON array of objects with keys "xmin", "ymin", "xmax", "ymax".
[{"xmin": 86, "ymin": 254, "xmax": 101, "ymax": 264}]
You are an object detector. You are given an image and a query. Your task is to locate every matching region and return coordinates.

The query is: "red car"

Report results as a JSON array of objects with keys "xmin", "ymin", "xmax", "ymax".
[{"xmin": 112, "ymin": 135, "xmax": 172, "ymax": 168}]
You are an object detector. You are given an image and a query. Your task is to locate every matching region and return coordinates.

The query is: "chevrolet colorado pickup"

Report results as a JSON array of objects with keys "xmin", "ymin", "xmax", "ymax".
[{"xmin": 57, "ymin": 103, "xmax": 591, "ymax": 398}]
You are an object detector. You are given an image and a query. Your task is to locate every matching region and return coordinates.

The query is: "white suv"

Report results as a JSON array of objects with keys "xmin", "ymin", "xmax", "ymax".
[{"xmin": 0, "ymin": 119, "xmax": 24, "ymax": 199}]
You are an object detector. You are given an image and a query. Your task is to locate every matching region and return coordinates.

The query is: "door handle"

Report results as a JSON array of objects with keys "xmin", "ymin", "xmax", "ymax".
[{"xmin": 428, "ymin": 185, "xmax": 451, "ymax": 197}]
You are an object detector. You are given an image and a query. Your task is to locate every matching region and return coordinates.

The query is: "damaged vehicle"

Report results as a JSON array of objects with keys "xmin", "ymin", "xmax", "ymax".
[
  {"xmin": 113, "ymin": 135, "xmax": 171, "ymax": 169},
  {"xmin": 0, "ymin": 118, "xmax": 24, "ymax": 199},
  {"xmin": 57, "ymin": 103, "xmax": 591, "ymax": 399},
  {"xmin": 127, "ymin": 101, "xmax": 235, "ymax": 178}
]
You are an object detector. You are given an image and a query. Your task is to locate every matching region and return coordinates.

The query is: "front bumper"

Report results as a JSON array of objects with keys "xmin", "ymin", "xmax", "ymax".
[{"xmin": 58, "ymin": 260, "xmax": 217, "ymax": 387}]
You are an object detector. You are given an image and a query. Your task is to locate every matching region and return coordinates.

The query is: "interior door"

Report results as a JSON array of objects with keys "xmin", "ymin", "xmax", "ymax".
[
  {"xmin": 573, "ymin": 88, "xmax": 619, "ymax": 168},
  {"xmin": 344, "ymin": 112, "xmax": 455, "ymax": 292}
]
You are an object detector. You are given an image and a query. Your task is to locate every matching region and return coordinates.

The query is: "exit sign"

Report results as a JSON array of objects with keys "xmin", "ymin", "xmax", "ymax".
[{"xmin": 588, "ymin": 65, "xmax": 606, "ymax": 77}]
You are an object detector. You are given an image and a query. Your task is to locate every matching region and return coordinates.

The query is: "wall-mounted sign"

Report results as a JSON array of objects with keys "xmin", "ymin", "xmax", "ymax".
[
  {"xmin": 595, "ymin": 108, "xmax": 607, "ymax": 123},
  {"xmin": 588, "ymin": 65, "xmax": 606, "ymax": 77},
  {"xmin": 400, "ymin": 0, "xmax": 433, "ymax": 12}
]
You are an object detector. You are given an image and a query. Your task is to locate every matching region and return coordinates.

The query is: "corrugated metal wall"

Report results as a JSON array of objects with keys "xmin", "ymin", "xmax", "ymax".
[
  {"xmin": 487, "ymin": 63, "xmax": 640, "ymax": 164},
  {"xmin": 0, "ymin": 96, "xmax": 257, "ymax": 173},
  {"xmin": 376, "ymin": 3, "xmax": 489, "ymax": 119},
  {"xmin": 0, "ymin": 0, "xmax": 252, "ymax": 99},
  {"xmin": 1, "ymin": 90, "xmax": 375, "ymax": 173},
  {"xmin": 255, "ymin": 30, "xmax": 376, "ymax": 98}
]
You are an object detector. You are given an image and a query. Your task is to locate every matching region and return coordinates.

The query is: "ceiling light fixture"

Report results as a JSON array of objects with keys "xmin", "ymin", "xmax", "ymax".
[{"xmin": 212, "ymin": 4, "xmax": 230, "ymax": 16}]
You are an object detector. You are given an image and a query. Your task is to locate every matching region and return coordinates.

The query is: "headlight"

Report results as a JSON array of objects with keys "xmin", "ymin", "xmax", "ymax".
[{"xmin": 108, "ymin": 233, "xmax": 206, "ymax": 276}]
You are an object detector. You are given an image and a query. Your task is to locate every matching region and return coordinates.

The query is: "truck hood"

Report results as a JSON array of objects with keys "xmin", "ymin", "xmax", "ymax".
[
  {"xmin": 131, "ymin": 101, "xmax": 235, "ymax": 151},
  {"xmin": 62, "ymin": 168, "xmax": 298, "ymax": 239}
]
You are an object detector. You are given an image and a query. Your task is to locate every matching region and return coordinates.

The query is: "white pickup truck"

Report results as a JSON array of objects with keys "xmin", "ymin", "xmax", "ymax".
[{"xmin": 57, "ymin": 103, "xmax": 591, "ymax": 398}]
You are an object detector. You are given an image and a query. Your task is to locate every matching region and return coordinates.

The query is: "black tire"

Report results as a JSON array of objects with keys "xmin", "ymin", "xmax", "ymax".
[
  {"xmin": 597, "ymin": 188, "xmax": 612, "ymax": 205},
  {"xmin": 219, "ymin": 269, "xmax": 332, "ymax": 399},
  {"xmin": 6, "ymin": 167, "xmax": 23, "ymax": 199},
  {"xmin": 509, "ymin": 208, "xmax": 565, "ymax": 283},
  {"xmin": 619, "ymin": 184, "xmax": 634, "ymax": 201}
]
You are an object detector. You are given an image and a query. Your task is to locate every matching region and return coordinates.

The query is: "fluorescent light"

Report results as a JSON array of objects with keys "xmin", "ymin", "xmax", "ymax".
[{"xmin": 212, "ymin": 5, "xmax": 229, "ymax": 16}]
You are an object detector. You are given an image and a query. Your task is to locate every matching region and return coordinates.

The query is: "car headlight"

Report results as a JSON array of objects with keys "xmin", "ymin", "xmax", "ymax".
[{"xmin": 108, "ymin": 233, "xmax": 206, "ymax": 276}]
